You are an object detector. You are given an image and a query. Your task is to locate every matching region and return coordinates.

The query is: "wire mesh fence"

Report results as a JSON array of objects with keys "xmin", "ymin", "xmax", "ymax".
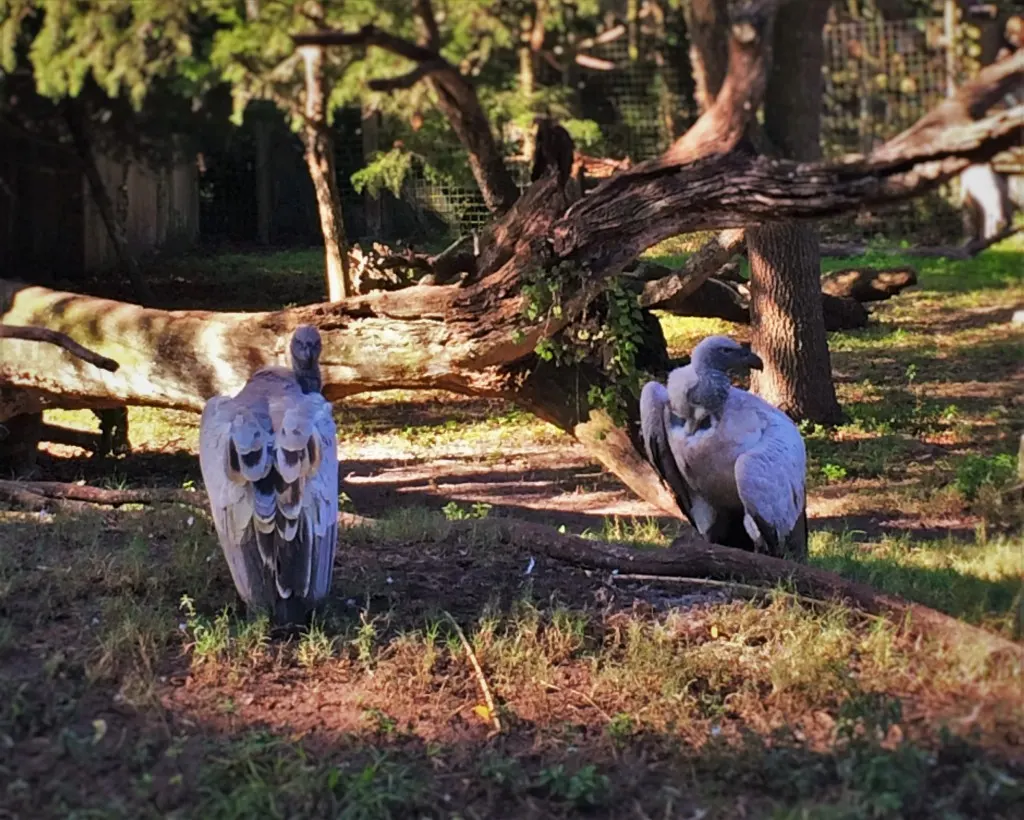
[{"xmin": 396, "ymin": 15, "xmax": 979, "ymax": 246}]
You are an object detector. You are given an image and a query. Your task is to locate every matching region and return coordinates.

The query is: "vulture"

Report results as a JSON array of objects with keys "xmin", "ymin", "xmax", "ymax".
[
  {"xmin": 198, "ymin": 325, "xmax": 339, "ymax": 627},
  {"xmin": 639, "ymin": 335, "xmax": 808, "ymax": 561}
]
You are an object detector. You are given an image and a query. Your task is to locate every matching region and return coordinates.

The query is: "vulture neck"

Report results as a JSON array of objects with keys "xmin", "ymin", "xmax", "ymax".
[
  {"xmin": 293, "ymin": 365, "xmax": 322, "ymax": 395},
  {"xmin": 689, "ymin": 366, "xmax": 731, "ymax": 417}
]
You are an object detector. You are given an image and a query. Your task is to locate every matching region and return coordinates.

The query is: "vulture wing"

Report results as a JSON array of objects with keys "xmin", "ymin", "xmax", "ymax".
[
  {"xmin": 732, "ymin": 398, "xmax": 808, "ymax": 561},
  {"xmin": 199, "ymin": 369, "xmax": 339, "ymax": 625},
  {"xmin": 639, "ymin": 380, "xmax": 697, "ymax": 528}
]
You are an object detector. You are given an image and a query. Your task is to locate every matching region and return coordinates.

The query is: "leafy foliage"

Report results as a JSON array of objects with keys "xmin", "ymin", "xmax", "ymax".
[{"xmin": 1, "ymin": 0, "xmax": 197, "ymax": 107}]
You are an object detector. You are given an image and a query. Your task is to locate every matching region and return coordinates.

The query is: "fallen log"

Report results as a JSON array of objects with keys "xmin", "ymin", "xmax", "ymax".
[
  {"xmin": 654, "ymin": 276, "xmax": 870, "ymax": 332},
  {"xmin": 820, "ymin": 266, "xmax": 918, "ymax": 302},
  {"xmin": 0, "ymin": 479, "xmax": 206, "ymax": 510},
  {"xmin": 477, "ymin": 520, "xmax": 1024, "ymax": 661}
]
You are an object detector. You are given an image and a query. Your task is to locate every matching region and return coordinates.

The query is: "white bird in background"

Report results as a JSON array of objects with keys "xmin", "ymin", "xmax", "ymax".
[
  {"xmin": 640, "ymin": 335, "xmax": 808, "ymax": 561},
  {"xmin": 198, "ymin": 325, "xmax": 338, "ymax": 627}
]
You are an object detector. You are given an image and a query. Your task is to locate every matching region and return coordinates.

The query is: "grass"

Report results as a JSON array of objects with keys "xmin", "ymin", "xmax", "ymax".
[{"xmin": 5, "ymin": 240, "xmax": 1024, "ymax": 817}]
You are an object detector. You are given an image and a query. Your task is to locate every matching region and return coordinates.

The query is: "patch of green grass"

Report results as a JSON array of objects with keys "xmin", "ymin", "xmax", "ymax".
[
  {"xmin": 954, "ymin": 453, "xmax": 1019, "ymax": 501},
  {"xmin": 190, "ymin": 733, "xmax": 426, "ymax": 820},
  {"xmin": 811, "ymin": 530, "xmax": 1024, "ymax": 637},
  {"xmin": 582, "ymin": 514, "xmax": 673, "ymax": 547},
  {"xmin": 442, "ymin": 500, "xmax": 493, "ymax": 520}
]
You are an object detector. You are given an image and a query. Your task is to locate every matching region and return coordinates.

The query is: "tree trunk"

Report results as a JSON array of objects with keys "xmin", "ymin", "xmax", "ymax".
[
  {"xmin": 683, "ymin": 0, "xmax": 730, "ymax": 113},
  {"xmin": 301, "ymin": 45, "xmax": 353, "ymax": 302},
  {"xmin": 427, "ymin": 75, "xmax": 521, "ymax": 214},
  {"xmin": 746, "ymin": 0, "xmax": 843, "ymax": 424},
  {"xmin": 518, "ymin": 3, "xmax": 547, "ymax": 162},
  {"xmin": 63, "ymin": 101, "xmax": 154, "ymax": 304}
]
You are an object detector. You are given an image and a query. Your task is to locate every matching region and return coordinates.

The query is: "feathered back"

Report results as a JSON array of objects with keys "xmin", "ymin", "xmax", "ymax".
[{"xmin": 198, "ymin": 328, "xmax": 338, "ymax": 627}]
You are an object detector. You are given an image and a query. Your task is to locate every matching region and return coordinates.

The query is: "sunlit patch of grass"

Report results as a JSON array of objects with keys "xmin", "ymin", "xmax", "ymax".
[
  {"xmin": 582, "ymin": 515, "xmax": 672, "ymax": 547},
  {"xmin": 656, "ymin": 313, "xmax": 744, "ymax": 358},
  {"xmin": 179, "ymin": 596, "xmax": 274, "ymax": 672},
  {"xmin": 296, "ymin": 617, "xmax": 337, "ymax": 668},
  {"xmin": 811, "ymin": 530, "xmax": 1024, "ymax": 637},
  {"xmin": 334, "ymin": 401, "xmax": 567, "ymax": 460}
]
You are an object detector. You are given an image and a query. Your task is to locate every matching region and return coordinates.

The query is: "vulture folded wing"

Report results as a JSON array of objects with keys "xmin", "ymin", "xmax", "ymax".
[
  {"xmin": 198, "ymin": 395, "xmax": 276, "ymax": 608},
  {"xmin": 304, "ymin": 393, "xmax": 339, "ymax": 604},
  {"xmin": 639, "ymin": 381, "xmax": 696, "ymax": 527},
  {"xmin": 733, "ymin": 404, "xmax": 808, "ymax": 560}
]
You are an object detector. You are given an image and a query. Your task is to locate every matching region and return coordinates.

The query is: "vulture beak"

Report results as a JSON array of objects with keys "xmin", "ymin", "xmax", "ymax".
[{"xmin": 745, "ymin": 350, "xmax": 764, "ymax": 371}]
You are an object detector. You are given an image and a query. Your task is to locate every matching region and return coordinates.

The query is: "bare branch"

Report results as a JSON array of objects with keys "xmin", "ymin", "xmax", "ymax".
[
  {"xmin": 574, "ymin": 54, "xmax": 616, "ymax": 71},
  {"xmin": 640, "ymin": 229, "xmax": 746, "ymax": 309},
  {"xmin": 556, "ymin": 106, "xmax": 1023, "ymax": 273},
  {"xmin": 368, "ymin": 60, "xmax": 446, "ymax": 92},
  {"xmin": 876, "ymin": 49, "xmax": 1024, "ymax": 161},
  {"xmin": 413, "ymin": 0, "xmax": 442, "ymax": 51},
  {"xmin": 292, "ymin": 24, "xmax": 439, "ymax": 64},
  {"xmin": 0, "ymin": 325, "xmax": 119, "ymax": 372}
]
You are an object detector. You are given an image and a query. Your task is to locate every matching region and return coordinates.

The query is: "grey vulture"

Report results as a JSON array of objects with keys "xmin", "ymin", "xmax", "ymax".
[{"xmin": 640, "ymin": 335, "xmax": 808, "ymax": 561}]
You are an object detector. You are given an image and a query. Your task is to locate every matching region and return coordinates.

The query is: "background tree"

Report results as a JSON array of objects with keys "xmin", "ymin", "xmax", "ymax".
[
  {"xmin": 746, "ymin": 0, "xmax": 844, "ymax": 424},
  {"xmin": 202, "ymin": 0, "xmax": 360, "ymax": 301},
  {"xmin": 675, "ymin": 0, "xmax": 842, "ymax": 424},
  {"xmin": 0, "ymin": 0, "xmax": 201, "ymax": 303}
]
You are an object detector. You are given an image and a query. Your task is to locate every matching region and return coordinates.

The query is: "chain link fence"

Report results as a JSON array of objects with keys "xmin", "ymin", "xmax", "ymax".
[{"xmin": 400, "ymin": 15, "xmax": 980, "ymax": 245}]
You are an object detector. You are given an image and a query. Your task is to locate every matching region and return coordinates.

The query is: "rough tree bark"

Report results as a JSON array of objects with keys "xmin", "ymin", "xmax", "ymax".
[
  {"xmin": 3, "ymin": 16, "xmax": 1022, "ymax": 515},
  {"xmin": 745, "ymin": 0, "xmax": 842, "ymax": 424},
  {"xmin": 299, "ymin": 44, "xmax": 353, "ymax": 302}
]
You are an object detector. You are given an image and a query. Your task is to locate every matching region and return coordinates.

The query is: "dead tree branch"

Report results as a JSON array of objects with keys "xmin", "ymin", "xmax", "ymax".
[
  {"xmin": 476, "ymin": 520, "xmax": 1024, "ymax": 661},
  {"xmin": 640, "ymin": 229, "xmax": 747, "ymax": 309},
  {"xmin": 0, "ymin": 325, "xmax": 120, "ymax": 371},
  {"xmin": 0, "ymin": 479, "xmax": 205, "ymax": 510}
]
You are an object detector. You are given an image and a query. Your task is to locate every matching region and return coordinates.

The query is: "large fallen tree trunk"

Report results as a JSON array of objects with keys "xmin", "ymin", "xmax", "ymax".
[{"xmin": 2, "ymin": 17, "xmax": 1022, "ymax": 513}]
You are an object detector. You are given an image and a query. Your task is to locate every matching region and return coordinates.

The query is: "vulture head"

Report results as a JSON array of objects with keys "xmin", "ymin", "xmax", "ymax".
[
  {"xmin": 691, "ymin": 335, "xmax": 763, "ymax": 375},
  {"xmin": 290, "ymin": 325, "xmax": 323, "ymax": 395},
  {"xmin": 670, "ymin": 335, "xmax": 764, "ymax": 434}
]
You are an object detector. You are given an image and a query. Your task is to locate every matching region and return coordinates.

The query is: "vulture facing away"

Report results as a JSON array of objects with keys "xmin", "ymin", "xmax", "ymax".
[
  {"xmin": 199, "ymin": 326, "xmax": 339, "ymax": 627},
  {"xmin": 640, "ymin": 335, "xmax": 808, "ymax": 561}
]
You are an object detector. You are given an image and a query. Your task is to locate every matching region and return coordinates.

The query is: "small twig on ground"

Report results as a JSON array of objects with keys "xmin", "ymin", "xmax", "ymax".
[
  {"xmin": 543, "ymin": 681, "xmax": 613, "ymax": 722},
  {"xmin": 0, "ymin": 325, "xmax": 120, "ymax": 371},
  {"xmin": 443, "ymin": 609, "xmax": 502, "ymax": 735}
]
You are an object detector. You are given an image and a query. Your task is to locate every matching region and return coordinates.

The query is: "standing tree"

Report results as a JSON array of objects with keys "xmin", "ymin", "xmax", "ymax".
[
  {"xmin": 204, "ymin": 0, "xmax": 356, "ymax": 300},
  {"xmin": 680, "ymin": 0, "xmax": 842, "ymax": 424},
  {"xmin": 746, "ymin": 0, "xmax": 843, "ymax": 423}
]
